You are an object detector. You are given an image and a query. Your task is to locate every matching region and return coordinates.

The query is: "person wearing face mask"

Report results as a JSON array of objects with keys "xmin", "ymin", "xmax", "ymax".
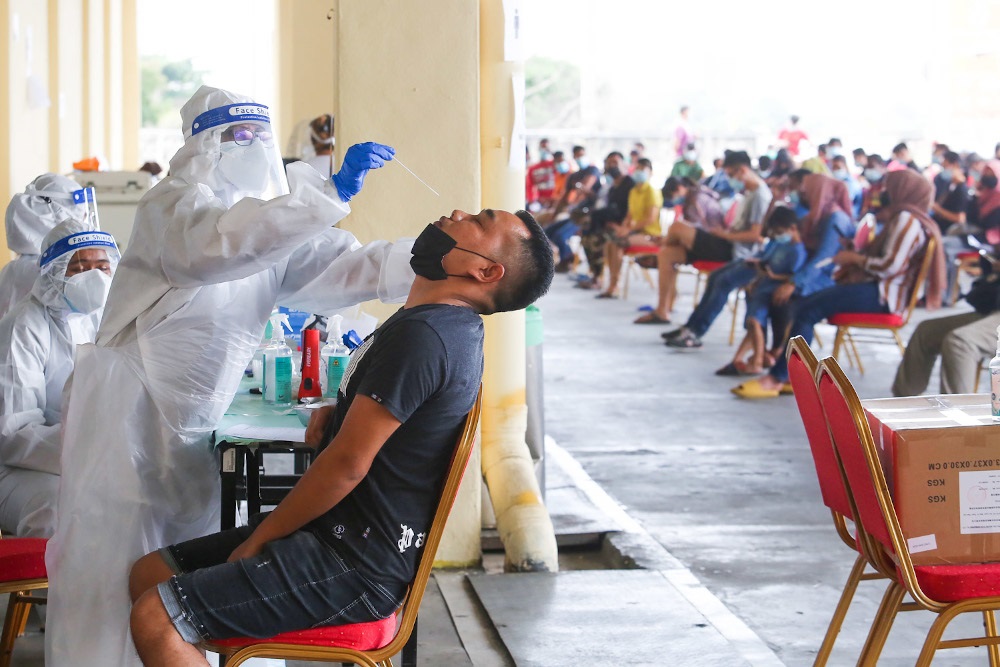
[
  {"xmin": 0, "ymin": 218, "xmax": 119, "ymax": 539},
  {"xmin": 670, "ymin": 143, "xmax": 704, "ymax": 181},
  {"xmin": 575, "ymin": 152, "xmax": 635, "ymax": 289},
  {"xmin": 128, "ymin": 208, "xmax": 554, "ymax": 665},
  {"xmin": 44, "ymin": 85, "xmax": 417, "ymax": 667},
  {"xmin": 545, "ymin": 145, "xmax": 603, "ymax": 271},
  {"xmin": 0, "ymin": 173, "xmax": 88, "ymax": 318},
  {"xmin": 526, "ymin": 149, "xmax": 557, "ymax": 210},
  {"xmin": 665, "ymin": 151, "xmax": 772, "ymax": 347},
  {"xmin": 860, "ymin": 154, "xmax": 888, "ymax": 217},
  {"xmin": 598, "ymin": 158, "xmax": 662, "ymax": 298},
  {"xmin": 303, "ymin": 113, "xmax": 335, "ymax": 178},
  {"xmin": 830, "ymin": 155, "xmax": 863, "ymax": 219},
  {"xmin": 550, "ymin": 150, "xmax": 572, "ymax": 204}
]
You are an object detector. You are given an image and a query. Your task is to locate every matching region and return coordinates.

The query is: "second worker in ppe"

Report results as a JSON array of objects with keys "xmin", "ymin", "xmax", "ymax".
[
  {"xmin": 45, "ymin": 85, "xmax": 415, "ymax": 667},
  {"xmin": 0, "ymin": 218, "xmax": 119, "ymax": 538},
  {"xmin": 0, "ymin": 173, "xmax": 88, "ymax": 318}
]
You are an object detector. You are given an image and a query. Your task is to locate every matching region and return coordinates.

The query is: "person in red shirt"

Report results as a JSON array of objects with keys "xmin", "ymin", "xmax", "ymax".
[
  {"xmin": 777, "ymin": 115, "xmax": 808, "ymax": 158},
  {"xmin": 526, "ymin": 154, "xmax": 556, "ymax": 209}
]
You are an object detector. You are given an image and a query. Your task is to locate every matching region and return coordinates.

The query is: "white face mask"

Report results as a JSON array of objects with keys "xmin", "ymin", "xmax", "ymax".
[
  {"xmin": 63, "ymin": 269, "xmax": 111, "ymax": 314},
  {"xmin": 218, "ymin": 141, "xmax": 272, "ymax": 193}
]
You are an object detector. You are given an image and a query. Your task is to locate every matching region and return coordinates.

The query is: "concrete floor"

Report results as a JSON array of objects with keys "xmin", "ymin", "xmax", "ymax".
[{"xmin": 539, "ymin": 266, "xmax": 993, "ymax": 666}]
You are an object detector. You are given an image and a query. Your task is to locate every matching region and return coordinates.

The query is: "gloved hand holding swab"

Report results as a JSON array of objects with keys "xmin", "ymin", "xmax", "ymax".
[{"xmin": 393, "ymin": 156, "xmax": 440, "ymax": 197}]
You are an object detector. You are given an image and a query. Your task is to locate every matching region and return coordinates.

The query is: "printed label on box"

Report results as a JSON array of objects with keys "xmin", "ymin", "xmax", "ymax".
[
  {"xmin": 960, "ymin": 470, "xmax": 1000, "ymax": 534},
  {"xmin": 222, "ymin": 448, "xmax": 236, "ymax": 473},
  {"xmin": 907, "ymin": 534, "xmax": 938, "ymax": 553}
]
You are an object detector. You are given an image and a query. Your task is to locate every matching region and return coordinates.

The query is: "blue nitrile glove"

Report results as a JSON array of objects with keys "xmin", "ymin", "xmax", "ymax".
[{"xmin": 331, "ymin": 142, "xmax": 395, "ymax": 202}]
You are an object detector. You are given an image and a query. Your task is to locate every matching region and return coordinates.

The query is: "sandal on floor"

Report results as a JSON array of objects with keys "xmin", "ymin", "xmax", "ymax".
[
  {"xmin": 595, "ymin": 292, "xmax": 618, "ymax": 299},
  {"xmin": 780, "ymin": 382, "xmax": 794, "ymax": 395},
  {"xmin": 665, "ymin": 330, "xmax": 702, "ymax": 349},
  {"xmin": 634, "ymin": 312, "xmax": 671, "ymax": 325},
  {"xmin": 714, "ymin": 361, "xmax": 742, "ymax": 376},
  {"xmin": 730, "ymin": 378, "xmax": 781, "ymax": 399}
]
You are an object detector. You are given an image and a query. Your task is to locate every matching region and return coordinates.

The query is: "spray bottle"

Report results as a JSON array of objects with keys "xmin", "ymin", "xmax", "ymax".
[
  {"xmin": 263, "ymin": 313, "xmax": 293, "ymax": 405},
  {"xmin": 321, "ymin": 314, "xmax": 351, "ymax": 399},
  {"xmin": 298, "ymin": 329, "xmax": 323, "ymax": 401},
  {"xmin": 251, "ymin": 317, "xmax": 274, "ymax": 392},
  {"xmin": 991, "ymin": 325, "xmax": 1000, "ymax": 422}
]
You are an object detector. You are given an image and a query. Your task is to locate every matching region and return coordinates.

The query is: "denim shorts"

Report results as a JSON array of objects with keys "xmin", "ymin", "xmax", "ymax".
[{"xmin": 157, "ymin": 513, "xmax": 405, "ymax": 643}]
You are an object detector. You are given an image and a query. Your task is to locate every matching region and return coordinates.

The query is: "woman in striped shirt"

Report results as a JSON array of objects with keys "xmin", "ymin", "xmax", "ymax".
[{"xmin": 733, "ymin": 170, "xmax": 945, "ymax": 398}]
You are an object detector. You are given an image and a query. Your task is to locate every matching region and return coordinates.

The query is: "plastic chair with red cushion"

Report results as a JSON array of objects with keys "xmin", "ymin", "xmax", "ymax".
[
  {"xmin": 828, "ymin": 237, "xmax": 936, "ymax": 375},
  {"xmin": 786, "ymin": 338, "xmax": 886, "ymax": 665},
  {"xmin": 203, "ymin": 390, "xmax": 483, "ymax": 667},
  {"xmin": 620, "ymin": 244, "xmax": 660, "ymax": 300},
  {"xmin": 0, "ymin": 535, "xmax": 47, "ymax": 667},
  {"xmin": 818, "ymin": 357, "xmax": 1000, "ymax": 666}
]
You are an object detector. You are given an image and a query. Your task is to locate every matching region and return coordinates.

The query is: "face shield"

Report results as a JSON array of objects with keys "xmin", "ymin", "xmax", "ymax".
[
  {"xmin": 37, "ymin": 225, "xmax": 121, "ymax": 314},
  {"xmin": 5, "ymin": 174, "xmax": 88, "ymax": 255},
  {"xmin": 189, "ymin": 102, "xmax": 289, "ymax": 207}
]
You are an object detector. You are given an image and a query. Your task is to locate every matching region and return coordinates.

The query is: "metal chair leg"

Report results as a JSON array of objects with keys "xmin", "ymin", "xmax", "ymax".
[
  {"xmin": 814, "ymin": 554, "xmax": 868, "ymax": 666},
  {"xmin": 831, "ymin": 328, "xmax": 844, "ymax": 363},
  {"xmin": 891, "ymin": 329, "xmax": 906, "ymax": 356},
  {"xmin": 728, "ymin": 289, "xmax": 741, "ymax": 346},
  {"xmin": 845, "ymin": 331, "xmax": 865, "ymax": 375},
  {"xmin": 985, "ymin": 610, "xmax": 1000, "ymax": 667},
  {"xmin": 0, "ymin": 594, "xmax": 29, "ymax": 667},
  {"xmin": 858, "ymin": 581, "xmax": 905, "ymax": 666}
]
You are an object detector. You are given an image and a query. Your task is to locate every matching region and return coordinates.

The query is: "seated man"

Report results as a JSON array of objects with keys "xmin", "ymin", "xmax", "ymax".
[
  {"xmin": 0, "ymin": 218, "xmax": 118, "ymax": 537},
  {"xmin": 128, "ymin": 208, "xmax": 554, "ymax": 665},
  {"xmin": 663, "ymin": 150, "xmax": 772, "ymax": 344},
  {"xmin": 599, "ymin": 158, "xmax": 662, "ymax": 299}
]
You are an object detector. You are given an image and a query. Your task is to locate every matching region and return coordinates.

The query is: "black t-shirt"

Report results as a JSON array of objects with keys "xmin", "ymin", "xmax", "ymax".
[
  {"xmin": 309, "ymin": 304, "xmax": 484, "ymax": 587},
  {"xmin": 932, "ymin": 183, "xmax": 969, "ymax": 233},
  {"xmin": 601, "ymin": 175, "xmax": 635, "ymax": 223}
]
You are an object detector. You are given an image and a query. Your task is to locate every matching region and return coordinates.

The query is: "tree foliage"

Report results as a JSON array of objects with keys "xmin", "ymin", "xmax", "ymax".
[
  {"xmin": 141, "ymin": 56, "xmax": 205, "ymax": 127},
  {"xmin": 525, "ymin": 57, "xmax": 581, "ymax": 129}
]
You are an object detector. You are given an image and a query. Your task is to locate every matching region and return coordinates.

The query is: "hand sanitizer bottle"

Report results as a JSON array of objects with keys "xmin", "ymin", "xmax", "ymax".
[
  {"xmin": 321, "ymin": 314, "xmax": 351, "ymax": 399},
  {"xmin": 264, "ymin": 313, "xmax": 293, "ymax": 405}
]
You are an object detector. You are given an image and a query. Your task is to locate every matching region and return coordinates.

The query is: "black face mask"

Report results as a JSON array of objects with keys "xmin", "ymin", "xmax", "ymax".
[
  {"xmin": 983, "ymin": 174, "xmax": 999, "ymax": 190},
  {"xmin": 410, "ymin": 223, "xmax": 500, "ymax": 281},
  {"xmin": 606, "ymin": 166, "xmax": 622, "ymax": 180}
]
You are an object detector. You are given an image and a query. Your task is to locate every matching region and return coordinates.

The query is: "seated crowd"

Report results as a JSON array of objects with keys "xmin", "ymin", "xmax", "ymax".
[{"xmin": 525, "ymin": 134, "xmax": 1000, "ymax": 400}]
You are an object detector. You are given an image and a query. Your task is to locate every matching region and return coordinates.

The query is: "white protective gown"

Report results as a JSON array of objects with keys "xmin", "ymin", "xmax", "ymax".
[
  {"xmin": 0, "ymin": 291, "xmax": 95, "ymax": 537},
  {"xmin": 0, "ymin": 173, "xmax": 84, "ymax": 318},
  {"xmin": 45, "ymin": 89, "xmax": 415, "ymax": 666}
]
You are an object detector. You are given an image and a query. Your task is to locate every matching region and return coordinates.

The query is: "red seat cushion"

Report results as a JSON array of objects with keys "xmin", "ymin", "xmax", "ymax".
[
  {"xmin": 0, "ymin": 538, "xmax": 47, "ymax": 582},
  {"xmin": 827, "ymin": 312, "xmax": 904, "ymax": 328},
  {"xmin": 691, "ymin": 260, "xmax": 726, "ymax": 273},
  {"xmin": 956, "ymin": 251, "xmax": 980, "ymax": 261},
  {"xmin": 913, "ymin": 562, "xmax": 1000, "ymax": 602},
  {"xmin": 210, "ymin": 616, "xmax": 396, "ymax": 652},
  {"xmin": 625, "ymin": 245, "xmax": 659, "ymax": 256}
]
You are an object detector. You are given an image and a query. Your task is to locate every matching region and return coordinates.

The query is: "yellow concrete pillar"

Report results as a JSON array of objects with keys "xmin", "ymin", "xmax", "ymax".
[
  {"xmin": 479, "ymin": 0, "xmax": 558, "ymax": 573},
  {"xmin": 331, "ymin": 0, "xmax": 484, "ymax": 567},
  {"xmin": 120, "ymin": 0, "xmax": 139, "ymax": 170}
]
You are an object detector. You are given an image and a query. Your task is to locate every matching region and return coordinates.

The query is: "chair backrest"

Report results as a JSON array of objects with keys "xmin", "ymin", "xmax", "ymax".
[
  {"xmin": 380, "ymin": 388, "xmax": 482, "ymax": 656},
  {"xmin": 900, "ymin": 236, "xmax": 937, "ymax": 325},
  {"xmin": 817, "ymin": 358, "xmax": 908, "ymax": 578},
  {"xmin": 786, "ymin": 338, "xmax": 853, "ymax": 520}
]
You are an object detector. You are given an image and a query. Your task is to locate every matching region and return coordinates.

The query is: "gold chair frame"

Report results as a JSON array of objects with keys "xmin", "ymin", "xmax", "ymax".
[
  {"xmin": 203, "ymin": 390, "xmax": 483, "ymax": 667},
  {"xmin": 0, "ymin": 531, "xmax": 47, "ymax": 667},
  {"xmin": 819, "ymin": 358, "xmax": 1000, "ymax": 666},
  {"xmin": 830, "ymin": 237, "xmax": 936, "ymax": 375}
]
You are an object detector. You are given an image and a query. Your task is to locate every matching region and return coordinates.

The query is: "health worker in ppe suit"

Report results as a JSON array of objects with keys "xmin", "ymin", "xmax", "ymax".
[
  {"xmin": 0, "ymin": 173, "xmax": 88, "ymax": 317},
  {"xmin": 45, "ymin": 84, "xmax": 416, "ymax": 667},
  {"xmin": 0, "ymin": 218, "xmax": 118, "ymax": 538}
]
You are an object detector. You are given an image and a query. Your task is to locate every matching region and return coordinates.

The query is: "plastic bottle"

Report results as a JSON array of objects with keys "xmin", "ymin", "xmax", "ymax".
[
  {"xmin": 251, "ymin": 318, "xmax": 273, "ymax": 392},
  {"xmin": 298, "ymin": 328, "xmax": 323, "ymax": 401},
  {"xmin": 263, "ymin": 313, "xmax": 293, "ymax": 405},
  {"xmin": 991, "ymin": 325, "xmax": 1000, "ymax": 422},
  {"xmin": 321, "ymin": 314, "xmax": 351, "ymax": 399}
]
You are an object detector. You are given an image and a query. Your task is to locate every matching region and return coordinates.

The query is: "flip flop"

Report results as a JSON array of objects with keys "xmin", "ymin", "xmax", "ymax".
[
  {"xmin": 634, "ymin": 313, "xmax": 671, "ymax": 325},
  {"xmin": 714, "ymin": 361, "xmax": 742, "ymax": 376},
  {"xmin": 595, "ymin": 292, "xmax": 618, "ymax": 299},
  {"xmin": 730, "ymin": 378, "xmax": 781, "ymax": 399},
  {"xmin": 780, "ymin": 383, "xmax": 794, "ymax": 395}
]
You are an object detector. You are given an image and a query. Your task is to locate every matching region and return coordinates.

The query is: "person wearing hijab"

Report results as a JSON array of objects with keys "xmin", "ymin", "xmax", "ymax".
[
  {"xmin": 0, "ymin": 218, "xmax": 119, "ymax": 537},
  {"xmin": 733, "ymin": 170, "xmax": 944, "ymax": 398},
  {"xmin": 304, "ymin": 113, "xmax": 335, "ymax": 178},
  {"xmin": 0, "ymin": 173, "xmax": 86, "ymax": 317}
]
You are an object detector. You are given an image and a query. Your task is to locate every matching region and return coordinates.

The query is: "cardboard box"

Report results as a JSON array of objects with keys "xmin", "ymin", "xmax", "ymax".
[{"xmin": 863, "ymin": 394, "xmax": 1000, "ymax": 566}]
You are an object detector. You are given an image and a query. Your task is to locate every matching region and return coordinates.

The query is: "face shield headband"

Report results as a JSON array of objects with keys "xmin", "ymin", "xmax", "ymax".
[
  {"xmin": 190, "ymin": 103, "xmax": 271, "ymax": 138},
  {"xmin": 40, "ymin": 231, "xmax": 119, "ymax": 270}
]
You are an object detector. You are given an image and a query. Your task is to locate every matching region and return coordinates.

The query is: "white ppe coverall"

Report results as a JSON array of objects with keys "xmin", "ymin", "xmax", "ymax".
[
  {"xmin": 45, "ymin": 85, "xmax": 414, "ymax": 666},
  {"xmin": 0, "ymin": 217, "xmax": 117, "ymax": 537},
  {"xmin": 0, "ymin": 173, "xmax": 85, "ymax": 318}
]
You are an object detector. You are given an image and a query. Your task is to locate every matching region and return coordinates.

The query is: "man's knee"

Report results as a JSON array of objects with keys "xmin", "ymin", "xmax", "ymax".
[
  {"xmin": 130, "ymin": 551, "xmax": 174, "ymax": 604},
  {"xmin": 941, "ymin": 329, "xmax": 975, "ymax": 358}
]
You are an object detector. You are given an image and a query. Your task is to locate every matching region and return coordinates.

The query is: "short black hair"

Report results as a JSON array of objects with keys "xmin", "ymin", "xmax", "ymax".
[
  {"xmin": 765, "ymin": 206, "xmax": 798, "ymax": 233},
  {"xmin": 943, "ymin": 151, "xmax": 961, "ymax": 166},
  {"xmin": 867, "ymin": 154, "xmax": 885, "ymax": 168},
  {"xmin": 831, "ymin": 155, "xmax": 848, "ymax": 167},
  {"xmin": 722, "ymin": 150, "xmax": 751, "ymax": 169},
  {"xmin": 662, "ymin": 176, "xmax": 681, "ymax": 199},
  {"xmin": 817, "ymin": 143, "xmax": 828, "ymax": 153},
  {"xmin": 606, "ymin": 151, "xmax": 624, "ymax": 161},
  {"xmin": 892, "ymin": 142, "xmax": 908, "ymax": 155},
  {"xmin": 637, "ymin": 157, "xmax": 653, "ymax": 171},
  {"xmin": 491, "ymin": 210, "xmax": 555, "ymax": 314},
  {"xmin": 852, "ymin": 148, "xmax": 866, "ymax": 157},
  {"xmin": 758, "ymin": 155, "xmax": 772, "ymax": 171},
  {"xmin": 790, "ymin": 115, "xmax": 800, "ymax": 124},
  {"xmin": 829, "ymin": 137, "xmax": 842, "ymax": 146},
  {"xmin": 680, "ymin": 105, "xmax": 689, "ymax": 114},
  {"xmin": 552, "ymin": 151, "xmax": 564, "ymax": 160},
  {"xmin": 936, "ymin": 143, "xmax": 950, "ymax": 153},
  {"xmin": 788, "ymin": 168, "xmax": 812, "ymax": 185},
  {"xmin": 572, "ymin": 145, "xmax": 585, "ymax": 155}
]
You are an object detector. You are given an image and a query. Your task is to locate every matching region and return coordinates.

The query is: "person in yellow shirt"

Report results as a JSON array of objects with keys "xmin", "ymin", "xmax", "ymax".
[{"xmin": 599, "ymin": 158, "xmax": 662, "ymax": 298}]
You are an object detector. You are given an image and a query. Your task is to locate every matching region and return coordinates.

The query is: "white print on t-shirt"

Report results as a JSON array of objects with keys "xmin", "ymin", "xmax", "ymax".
[
  {"xmin": 332, "ymin": 524, "xmax": 345, "ymax": 539},
  {"xmin": 398, "ymin": 524, "xmax": 414, "ymax": 553},
  {"xmin": 415, "ymin": 533, "xmax": 425, "ymax": 549},
  {"xmin": 340, "ymin": 335, "xmax": 374, "ymax": 392}
]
